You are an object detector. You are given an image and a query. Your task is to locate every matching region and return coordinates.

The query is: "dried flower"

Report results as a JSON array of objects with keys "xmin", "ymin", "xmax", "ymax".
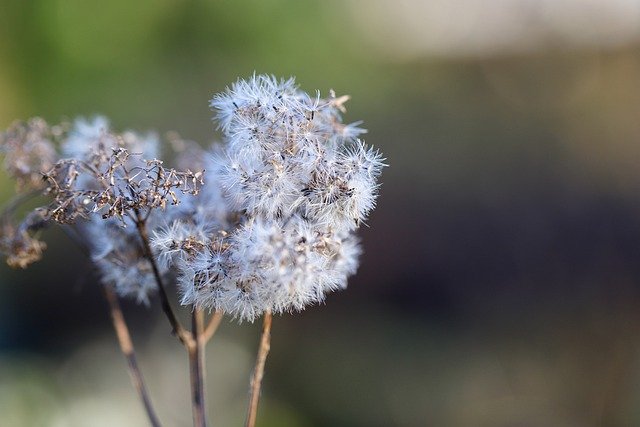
[
  {"xmin": 153, "ymin": 75, "xmax": 385, "ymax": 321},
  {"xmin": 0, "ymin": 76, "xmax": 385, "ymax": 316},
  {"xmin": 0, "ymin": 75, "xmax": 386, "ymax": 426},
  {"xmin": 0, "ymin": 118, "xmax": 59, "ymax": 190},
  {"xmin": 0, "ymin": 207, "xmax": 48, "ymax": 268},
  {"xmin": 42, "ymin": 118, "xmax": 203, "ymax": 225},
  {"xmin": 0, "ymin": 116, "xmax": 204, "ymax": 303}
]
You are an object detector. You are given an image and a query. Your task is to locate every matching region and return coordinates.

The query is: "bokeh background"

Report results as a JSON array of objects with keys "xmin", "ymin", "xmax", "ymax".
[{"xmin": 3, "ymin": 0, "xmax": 640, "ymax": 425}]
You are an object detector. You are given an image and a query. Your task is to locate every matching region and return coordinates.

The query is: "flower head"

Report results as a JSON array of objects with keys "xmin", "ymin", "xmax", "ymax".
[
  {"xmin": 154, "ymin": 75, "xmax": 385, "ymax": 321},
  {"xmin": 0, "ymin": 75, "xmax": 385, "ymax": 316}
]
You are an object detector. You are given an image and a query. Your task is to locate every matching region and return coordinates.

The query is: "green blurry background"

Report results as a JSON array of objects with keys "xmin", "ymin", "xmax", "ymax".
[{"xmin": 3, "ymin": 0, "xmax": 640, "ymax": 426}]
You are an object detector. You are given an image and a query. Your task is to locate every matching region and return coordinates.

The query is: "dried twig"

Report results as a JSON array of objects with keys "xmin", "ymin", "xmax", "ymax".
[
  {"xmin": 245, "ymin": 311, "xmax": 273, "ymax": 427},
  {"xmin": 189, "ymin": 308, "xmax": 208, "ymax": 427},
  {"xmin": 56, "ymin": 224, "xmax": 162, "ymax": 426},
  {"xmin": 103, "ymin": 286, "xmax": 162, "ymax": 427},
  {"xmin": 203, "ymin": 311, "xmax": 224, "ymax": 343},
  {"xmin": 134, "ymin": 212, "xmax": 193, "ymax": 347},
  {"xmin": 135, "ymin": 212, "xmax": 212, "ymax": 427}
]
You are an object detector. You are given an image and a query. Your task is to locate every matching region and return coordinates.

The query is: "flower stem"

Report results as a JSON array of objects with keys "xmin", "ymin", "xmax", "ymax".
[
  {"xmin": 133, "ymin": 212, "xmax": 212, "ymax": 426},
  {"xmin": 103, "ymin": 285, "xmax": 162, "ymax": 427},
  {"xmin": 245, "ymin": 311, "xmax": 273, "ymax": 427},
  {"xmin": 134, "ymin": 213, "xmax": 193, "ymax": 347},
  {"xmin": 189, "ymin": 308, "xmax": 208, "ymax": 427},
  {"xmin": 203, "ymin": 311, "xmax": 224, "ymax": 344}
]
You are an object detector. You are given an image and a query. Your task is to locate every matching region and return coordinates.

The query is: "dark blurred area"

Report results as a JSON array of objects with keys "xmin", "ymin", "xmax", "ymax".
[{"xmin": 3, "ymin": 0, "xmax": 640, "ymax": 425}]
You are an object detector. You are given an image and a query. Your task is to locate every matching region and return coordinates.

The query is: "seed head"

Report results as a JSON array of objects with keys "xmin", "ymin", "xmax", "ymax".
[{"xmin": 153, "ymin": 75, "xmax": 386, "ymax": 321}]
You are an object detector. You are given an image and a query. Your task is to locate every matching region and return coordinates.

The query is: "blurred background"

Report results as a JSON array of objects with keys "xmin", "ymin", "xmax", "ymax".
[{"xmin": 2, "ymin": 0, "xmax": 640, "ymax": 425}]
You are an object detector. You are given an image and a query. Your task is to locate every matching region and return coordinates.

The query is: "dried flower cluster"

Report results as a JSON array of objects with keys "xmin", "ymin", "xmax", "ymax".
[
  {"xmin": 0, "ymin": 75, "xmax": 385, "ymax": 426},
  {"xmin": 46, "ymin": 118, "xmax": 203, "ymax": 225},
  {"xmin": 0, "ymin": 209, "xmax": 47, "ymax": 269},
  {"xmin": 0, "ymin": 118, "xmax": 59, "ymax": 190},
  {"xmin": 152, "ymin": 75, "xmax": 385, "ymax": 320},
  {"xmin": 0, "ymin": 75, "xmax": 384, "ymax": 318},
  {"xmin": 0, "ymin": 117, "xmax": 204, "ymax": 303}
]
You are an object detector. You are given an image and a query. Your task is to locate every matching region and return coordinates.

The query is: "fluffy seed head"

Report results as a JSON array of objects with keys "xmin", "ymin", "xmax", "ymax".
[{"xmin": 155, "ymin": 74, "xmax": 386, "ymax": 321}]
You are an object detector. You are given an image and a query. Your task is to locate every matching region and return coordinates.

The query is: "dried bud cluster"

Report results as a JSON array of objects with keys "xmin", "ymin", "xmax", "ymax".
[
  {"xmin": 0, "ymin": 210, "xmax": 47, "ymax": 269},
  {"xmin": 0, "ymin": 75, "xmax": 385, "ymax": 317},
  {"xmin": 0, "ymin": 117, "xmax": 204, "ymax": 303},
  {"xmin": 152, "ymin": 75, "xmax": 385, "ymax": 320},
  {"xmin": 0, "ymin": 118, "xmax": 59, "ymax": 190},
  {"xmin": 44, "ymin": 119, "xmax": 203, "ymax": 225}
]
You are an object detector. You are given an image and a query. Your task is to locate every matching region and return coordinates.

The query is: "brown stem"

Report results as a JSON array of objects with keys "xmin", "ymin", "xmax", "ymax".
[
  {"xmin": 203, "ymin": 311, "xmax": 224, "ymax": 344},
  {"xmin": 103, "ymin": 286, "xmax": 163, "ymax": 427},
  {"xmin": 189, "ymin": 308, "xmax": 208, "ymax": 427},
  {"xmin": 132, "ymin": 212, "xmax": 212, "ymax": 427},
  {"xmin": 245, "ymin": 311, "xmax": 273, "ymax": 427},
  {"xmin": 133, "ymin": 213, "xmax": 193, "ymax": 347}
]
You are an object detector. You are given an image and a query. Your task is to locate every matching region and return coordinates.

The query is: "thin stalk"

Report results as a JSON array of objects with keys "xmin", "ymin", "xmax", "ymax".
[
  {"xmin": 189, "ymin": 308, "xmax": 208, "ymax": 427},
  {"xmin": 103, "ymin": 286, "xmax": 162, "ymax": 427},
  {"xmin": 132, "ymin": 211, "xmax": 213, "ymax": 427},
  {"xmin": 245, "ymin": 311, "xmax": 273, "ymax": 427},
  {"xmin": 203, "ymin": 311, "xmax": 224, "ymax": 344},
  {"xmin": 59, "ymin": 225, "xmax": 161, "ymax": 426},
  {"xmin": 133, "ymin": 212, "xmax": 193, "ymax": 347}
]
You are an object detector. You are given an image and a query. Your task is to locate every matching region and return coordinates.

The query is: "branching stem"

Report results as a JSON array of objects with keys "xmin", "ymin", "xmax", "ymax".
[
  {"xmin": 133, "ymin": 210, "xmax": 212, "ymax": 427},
  {"xmin": 133, "ymin": 211, "xmax": 193, "ymax": 347}
]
